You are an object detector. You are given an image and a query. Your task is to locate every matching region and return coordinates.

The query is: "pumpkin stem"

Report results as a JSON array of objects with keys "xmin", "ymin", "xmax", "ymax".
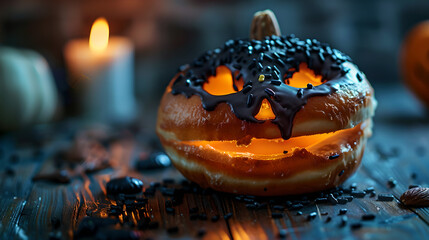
[{"xmin": 250, "ymin": 9, "xmax": 281, "ymax": 40}]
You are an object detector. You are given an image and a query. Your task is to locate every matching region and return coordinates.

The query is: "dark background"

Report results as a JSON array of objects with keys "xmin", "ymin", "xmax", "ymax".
[{"xmin": 1, "ymin": 0, "xmax": 429, "ymax": 125}]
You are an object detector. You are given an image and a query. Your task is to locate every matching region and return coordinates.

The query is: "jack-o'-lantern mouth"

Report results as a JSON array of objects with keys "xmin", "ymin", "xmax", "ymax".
[{"xmin": 181, "ymin": 122, "xmax": 365, "ymax": 160}]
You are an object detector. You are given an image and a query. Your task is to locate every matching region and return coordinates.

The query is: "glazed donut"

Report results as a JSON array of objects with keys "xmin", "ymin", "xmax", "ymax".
[{"xmin": 157, "ymin": 10, "xmax": 376, "ymax": 195}]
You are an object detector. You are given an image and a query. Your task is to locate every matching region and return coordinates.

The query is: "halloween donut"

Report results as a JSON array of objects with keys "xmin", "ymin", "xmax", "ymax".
[
  {"xmin": 401, "ymin": 20, "xmax": 429, "ymax": 108},
  {"xmin": 157, "ymin": 10, "xmax": 376, "ymax": 196}
]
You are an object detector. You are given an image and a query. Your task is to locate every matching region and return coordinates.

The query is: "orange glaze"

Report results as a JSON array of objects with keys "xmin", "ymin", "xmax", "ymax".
[{"xmin": 181, "ymin": 121, "xmax": 365, "ymax": 161}]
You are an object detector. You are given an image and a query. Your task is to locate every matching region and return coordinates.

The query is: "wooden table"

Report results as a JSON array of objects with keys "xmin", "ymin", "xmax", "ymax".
[{"xmin": 1, "ymin": 85, "xmax": 429, "ymax": 240}]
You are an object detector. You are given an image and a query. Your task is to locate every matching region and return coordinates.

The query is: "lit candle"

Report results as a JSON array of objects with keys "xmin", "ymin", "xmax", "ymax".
[{"xmin": 64, "ymin": 17, "xmax": 136, "ymax": 123}]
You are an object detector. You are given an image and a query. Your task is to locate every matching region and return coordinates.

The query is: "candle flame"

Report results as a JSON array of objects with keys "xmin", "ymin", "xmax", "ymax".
[{"xmin": 89, "ymin": 17, "xmax": 109, "ymax": 52}]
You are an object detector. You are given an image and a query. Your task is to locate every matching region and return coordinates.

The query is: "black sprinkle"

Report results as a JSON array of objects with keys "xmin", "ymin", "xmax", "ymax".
[
  {"xmin": 32, "ymin": 170, "xmax": 71, "ymax": 184},
  {"xmin": 329, "ymin": 154, "xmax": 340, "ymax": 160},
  {"xmin": 411, "ymin": 172, "xmax": 418, "ymax": 179},
  {"xmin": 197, "ymin": 229, "xmax": 206, "ymax": 238},
  {"xmin": 350, "ymin": 191, "xmax": 366, "ymax": 198},
  {"xmin": 296, "ymin": 211, "xmax": 303, "ymax": 216},
  {"xmin": 364, "ymin": 187, "xmax": 375, "ymax": 194},
  {"xmin": 290, "ymin": 204, "xmax": 303, "ymax": 210},
  {"xmin": 409, "ymin": 184, "xmax": 421, "ymax": 189},
  {"xmin": 278, "ymin": 229, "xmax": 287, "ymax": 238},
  {"xmin": 321, "ymin": 212, "xmax": 329, "ymax": 216},
  {"xmin": 350, "ymin": 222, "xmax": 362, "ymax": 230},
  {"xmin": 356, "ymin": 72, "xmax": 363, "ymax": 82},
  {"xmin": 106, "ymin": 177, "xmax": 144, "ymax": 195},
  {"xmin": 166, "ymin": 207, "xmax": 175, "ymax": 215},
  {"xmin": 377, "ymin": 194, "xmax": 394, "ymax": 202},
  {"xmin": 345, "ymin": 196, "xmax": 354, "ymax": 202},
  {"xmin": 273, "ymin": 205, "xmax": 285, "ymax": 211},
  {"xmin": 297, "ymin": 89, "xmax": 303, "ymax": 98},
  {"xmin": 233, "ymin": 64, "xmax": 242, "ymax": 70},
  {"xmin": 339, "ymin": 209, "xmax": 348, "ymax": 215},
  {"xmin": 246, "ymin": 204, "xmax": 256, "ymax": 209},
  {"xmin": 325, "ymin": 216, "xmax": 332, "ymax": 223},
  {"xmin": 271, "ymin": 80, "xmax": 281, "ymax": 85},
  {"xmin": 247, "ymin": 94, "xmax": 254, "ymax": 107},
  {"xmin": 211, "ymin": 215, "xmax": 220, "ymax": 222},
  {"xmin": 315, "ymin": 198, "xmax": 328, "ymax": 204},
  {"xmin": 387, "ymin": 178, "xmax": 397, "ymax": 188},
  {"xmin": 338, "ymin": 170, "xmax": 345, "ymax": 176},
  {"xmin": 307, "ymin": 83, "xmax": 314, "ymax": 89},
  {"xmin": 136, "ymin": 152, "xmax": 171, "ymax": 170},
  {"xmin": 264, "ymin": 88, "xmax": 275, "ymax": 96},
  {"xmin": 233, "ymin": 84, "xmax": 238, "ymax": 91},
  {"xmin": 362, "ymin": 214, "xmax": 376, "ymax": 221},
  {"xmin": 307, "ymin": 212, "xmax": 317, "ymax": 221},
  {"xmin": 256, "ymin": 202, "xmax": 268, "ymax": 209},
  {"xmin": 242, "ymin": 84, "xmax": 252, "ymax": 94},
  {"xmin": 328, "ymin": 194, "xmax": 338, "ymax": 205},
  {"xmin": 330, "ymin": 64, "xmax": 341, "ymax": 70},
  {"xmin": 199, "ymin": 214, "xmax": 208, "ymax": 221},
  {"xmin": 337, "ymin": 197, "xmax": 348, "ymax": 204},
  {"xmin": 341, "ymin": 68, "xmax": 350, "ymax": 76},
  {"xmin": 258, "ymin": 53, "xmax": 264, "ymax": 62},
  {"xmin": 319, "ymin": 52, "xmax": 325, "ymax": 62},
  {"xmin": 74, "ymin": 217, "xmax": 118, "ymax": 238}
]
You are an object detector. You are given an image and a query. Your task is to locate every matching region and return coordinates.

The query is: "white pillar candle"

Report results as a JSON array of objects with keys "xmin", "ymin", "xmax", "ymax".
[{"xmin": 64, "ymin": 18, "xmax": 136, "ymax": 123}]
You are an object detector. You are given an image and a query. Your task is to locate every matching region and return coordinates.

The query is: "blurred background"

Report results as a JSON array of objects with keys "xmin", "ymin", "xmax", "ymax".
[{"xmin": 1, "ymin": 0, "xmax": 429, "ymax": 130}]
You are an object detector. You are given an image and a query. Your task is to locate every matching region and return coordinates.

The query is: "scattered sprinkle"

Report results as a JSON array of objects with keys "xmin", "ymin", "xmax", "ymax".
[{"xmin": 377, "ymin": 194, "xmax": 394, "ymax": 202}]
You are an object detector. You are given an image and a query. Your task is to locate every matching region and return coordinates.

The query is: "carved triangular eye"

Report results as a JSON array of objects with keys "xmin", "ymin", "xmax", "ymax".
[
  {"xmin": 203, "ymin": 66, "xmax": 243, "ymax": 95},
  {"xmin": 255, "ymin": 99, "xmax": 275, "ymax": 120},
  {"xmin": 284, "ymin": 63, "xmax": 323, "ymax": 88}
]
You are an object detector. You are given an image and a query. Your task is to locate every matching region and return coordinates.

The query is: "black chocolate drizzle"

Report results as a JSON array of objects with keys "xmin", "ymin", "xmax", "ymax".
[{"xmin": 171, "ymin": 35, "xmax": 358, "ymax": 139}]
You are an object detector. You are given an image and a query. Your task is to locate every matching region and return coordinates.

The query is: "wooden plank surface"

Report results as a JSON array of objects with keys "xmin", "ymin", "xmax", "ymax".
[{"xmin": 0, "ymin": 85, "xmax": 429, "ymax": 240}]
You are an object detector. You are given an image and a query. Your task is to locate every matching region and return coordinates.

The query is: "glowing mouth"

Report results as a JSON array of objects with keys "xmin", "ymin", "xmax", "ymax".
[{"xmin": 182, "ymin": 121, "xmax": 367, "ymax": 160}]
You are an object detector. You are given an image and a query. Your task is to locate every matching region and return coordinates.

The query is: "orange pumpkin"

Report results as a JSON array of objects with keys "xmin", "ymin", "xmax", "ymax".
[
  {"xmin": 156, "ymin": 10, "xmax": 376, "ymax": 196},
  {"xmin": 402, "ymin": 21, "xmax": 429, "ymax": 107}
]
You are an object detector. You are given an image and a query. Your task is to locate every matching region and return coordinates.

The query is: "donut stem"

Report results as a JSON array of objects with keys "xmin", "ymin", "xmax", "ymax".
[{"xmin": 250, "ymin": 9, "xmax": 281, "ymax": 40}]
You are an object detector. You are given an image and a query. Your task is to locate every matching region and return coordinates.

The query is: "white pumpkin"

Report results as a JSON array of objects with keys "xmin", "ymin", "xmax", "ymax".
[{"xmin": 0, "ymin": 47, "xmax": 59, "ymax": 131}]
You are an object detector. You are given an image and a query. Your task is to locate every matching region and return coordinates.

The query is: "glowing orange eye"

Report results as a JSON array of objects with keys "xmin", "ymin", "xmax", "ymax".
[
  {"xmin": 285, "ymin": 63, "xmax": 323, "ymax": 88},
  {"xmin": 203, "ymin": 66, "xmax": 243, "ymax": 95}
]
